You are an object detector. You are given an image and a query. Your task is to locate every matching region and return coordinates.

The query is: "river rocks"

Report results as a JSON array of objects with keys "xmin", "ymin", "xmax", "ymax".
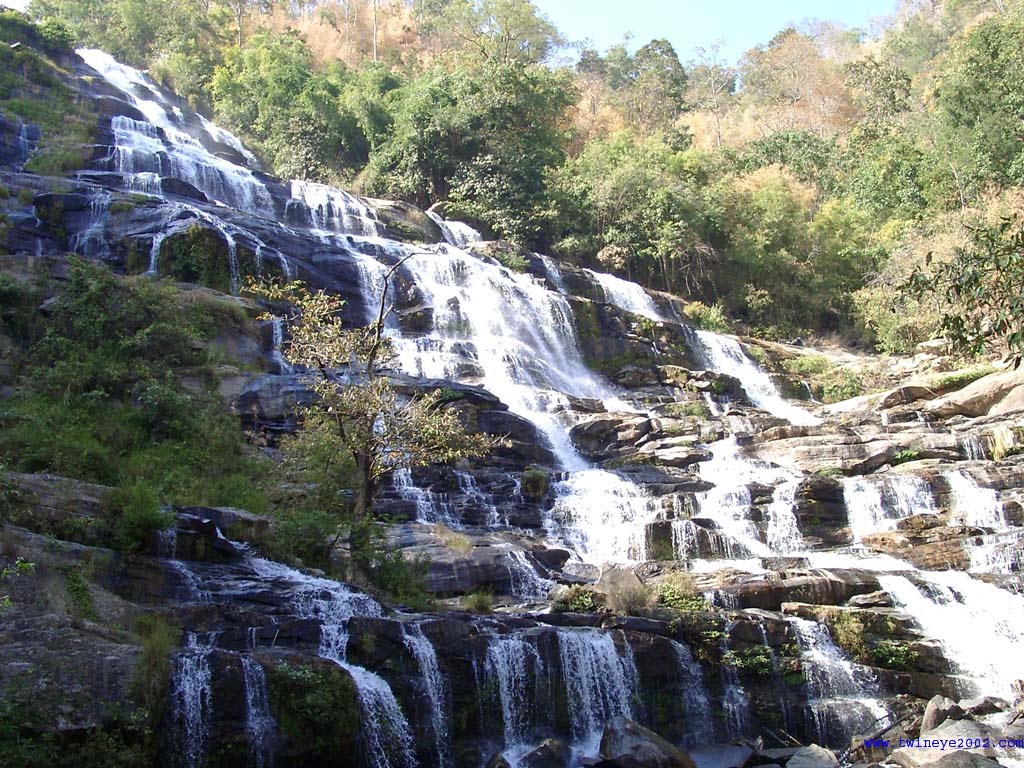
[
  {"xmin": 720, "ymin": 569, "xmax": 881, "ymax": 610},
  {"xmin": 923, "ymin": 368, "xmax": 1024, "ymax": 419},
  {"xmin": 920, "ymin": 695, "xmax": 965, "ymax": 733},
  {"xmin": 521, "ymin": 738, "xmax": 572, "ymax": 768},
  {"xmin": 892, "ymin": 720, "xmax": 1002, "ymax": 768},
  {"xmin": 599, "ymin": 716, "xmax": 696, "ymax": 768},
  {"xmin": 786, "ymin": 745, "xmax": 838, "ymax": 768}
]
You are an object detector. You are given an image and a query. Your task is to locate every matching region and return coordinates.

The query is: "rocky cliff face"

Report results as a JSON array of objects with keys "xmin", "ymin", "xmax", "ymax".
[{"xmin": 2, "ymin": 40, "xmax": 1024, "ymax": 768}]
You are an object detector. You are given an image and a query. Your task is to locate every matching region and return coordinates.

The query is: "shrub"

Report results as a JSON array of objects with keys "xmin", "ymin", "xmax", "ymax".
[
  {"xmin": 105, "ymin": 479, "xmax": 173, "ymax": 553},
  {"xmin": 934, "ymin": 365, "xmax": 997, "ymax": 390},
  {"xmin": 869, "ymin": 639, "xmax": 919, "ymax": 671},
  {"xmin": 724, "ymin": 646, "xmax": 774, "ymax": 677},
  {"xmin": 554, "ymin": 585, "xmax": 597, "ymax": 613},
  {"xmin": 463, "ymin": 589, "xmax": 493, "ymax": 613},
  {"xmin": 821, "ymin": 369, "xmax": 864, "ymax": 403},
  {"xmin": 267, "ymin": 663, "xmax": 360, "ymax": 761},
  {"xmin": 782, "ymin": 355, "xmax": 831, "ymax": 376},
  {"xmin": 656, "ymin": 573, "xmax": 708, "ymax": 612},
  {"xmin": 520, "ymin": 468, "xmax": 549, "ymax": 500},
  {"xmin": 683, "ymin": 301, "xmax": 730, "ymax": 332},
  {"xmin": 129, "ymin": 614, "xmax": 177, "ymax": 713},
  {"xmin": 607, "ymin": 584, "xmax": 656, "ymax": 616},
  {"xmin": 892, "ymin": 449, "xmax": 920, "ymax": 465},
  {"xmin": 63, "ymin": 566, "xmax": 97, "ymax": 620}
]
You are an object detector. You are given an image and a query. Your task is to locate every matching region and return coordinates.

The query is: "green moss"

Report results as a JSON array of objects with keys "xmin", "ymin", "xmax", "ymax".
[
  {"xmin": 520, "ymin": 467, "xmax": 549, "ymax": 500},
  {"xmin": 64, "ymin": 566, "xmax": 98, "ymax": 621},
  {"xmin": 869, "ymin": 639, "xmax": 920, "ymax": 670},
  {"xmin": 934, "ymin": 364, "xmax": 997, "ymax": 390},
  {"xmin": 129, "ymin": 614, "xmax": 177, "ymax": 715},
  {"xmin": 267, "ymin": 663, "xmax": 360, "ymax": 761},
  {"xmin": 664, "ymin": 401, "xmax": 708, "ymax": 418},
  {"xmin": 158, "ymin": 225, "xmax": 232, "ymax": 292}
]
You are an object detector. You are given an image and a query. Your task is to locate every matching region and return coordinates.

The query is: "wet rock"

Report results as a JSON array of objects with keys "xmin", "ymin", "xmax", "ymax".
[
  {"xmin": 599, "ymin": 716, "xmax": 696, "ymax": 768},
  {"xmin": 691, "ymin": 745, "xmax": 754, "ymax": 768},
  {"xmin": 522, "ymin": 738, "xmax": 572, "ymax": 768},
  {"xmin": 786, "ymin": 745, "xmax": 838, "ymax": 768},
  {"xmin": 721, "ymin": 570, "xmax": 880, "ymax": 611},
  {"xmin": 920, "ymin": 695, "xmax": 964, "ymax": 733},
  {"xmin": 846, "ymin": 591, "xmax": 894, "ymax": 608},
  {"xmin": 924, "ymin": 368, "xmax": 1024, "ymax": 419},
  {"xmin": 957, "ymin": 696, "xmax": 1008, "ymax": 718}
]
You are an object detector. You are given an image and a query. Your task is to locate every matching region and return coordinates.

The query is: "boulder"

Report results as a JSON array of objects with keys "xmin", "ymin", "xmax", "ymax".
[
  {"xmin": 957, "ymin": 696, "xmax": 1008, "ymax": 718},
  {"xmin": 596, "ymin": 565, "xmax": 643, "ymax": 596},
  {"xmin": 599, "ymin": 717, "xmax": 696, "ymax": 768},
  {"xmin": 522, "ymin": 739, "xmax": 572, "ymax": 768},
  {"xmin": 924, "ymin": 368, "xmax": 1024, "ymax": 419},
  {"xmin": 892, "ymin": 720, "xmax": 1000, "ymax": 768},
  {"xmin": 786, "ymin": 745, "xmax": 838, "ymax": 768},
  {"xmin": 920, "ymin": 695, "xmax": 964, "ymax": 733}
]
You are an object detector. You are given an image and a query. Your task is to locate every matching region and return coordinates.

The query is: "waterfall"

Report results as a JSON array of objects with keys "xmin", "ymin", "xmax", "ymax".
[
  {"xmin": 878, "ymin": 572, "xmax": 1024, "ymax": 700},
  {"xmin": 766, "ymin": 480, "xmax": 805, "ymax": 553},
  {"xmin": 17, "ymin": 119, "xmax": 32, "ymax": 166},
  {"xmin": 693, "ymin": 439, "xmax": 786, "ymax": 558},
  {"xmin": 549, "ymin": 470, "xmax": 661, "ymax": 562},
  {"xmin": 290, "ymin": 180, "xmax": 385, "ymax": 237},
  {"xmin": 269, "ymin": 318, "xmax": 292, "ymax": 375},
  {"xmin": 670, "ymin": 639, "xmax": 715, "ymax": 747},
  {"xmin": 69, "ymin": 190, "xmax": 110, "ymax": 258},
  {"xmin": 538, "ymin": 255, "xmax": 566, "ymax": 293},
  {"xmin": 557, "ymin": 628, "xmax": 638, "ymax": 758},
  {"xmin": 585, "ymin": 269, "xmax": 664, "ymax": 322},
  {"xmin": 791, "ymin": 618, "xmax": 888, "ymax": 746},
  {"xmin": 968, "ymin": 530, "xmax": 1024, "ymax": 574},
  {"xmin": 402, "ymin": 624, "xmax": 450, "ymax": 768},
  {"xmin": 240, "ymin": 657, "xmax": 277, "ymax": 768},
  {"xmin": 505, "ymin": 550, "xmax": 554, "ymax": 600},
  {"xmin": 944, "ymin": 471, "xmax": 1004, "ymax": 528},
  {"xmin": 720, "ymin": 631, "xmax": 753, "ymax": 741},
  {"xmin": 77, "ymin": 52, "xmax": 276, "ymax": 216},
  {"xmin": 843, "ymin": 475, "xmax": 938, "ymax": 541},
  {"xmin": 172, "ymin": 635, "xmax": 216, "ymax": 768},
  {"xmin": 689, "ymin": 331, "xmax": 820, "ymax": 425},
  {"xmin": 426, "ymin": 211, "xmax": 482, "ymax": 248},
  {"xmin": 455, "ymin": 470, "xmax": 501, "ymax": 526},
  {"xmin": 485, "ymin": 635, "xmax": 545, "ymax": 764},
  {"xmin": 248, "ymin": 559, "xmax": 415, "ymax": 768},
  {"xmin": 392, "ymin": 468, "xmax": 460, "ymax": 527},
  {"xmin": 961, "ymin": 435, "xmax": 989, "ymax": 461}
]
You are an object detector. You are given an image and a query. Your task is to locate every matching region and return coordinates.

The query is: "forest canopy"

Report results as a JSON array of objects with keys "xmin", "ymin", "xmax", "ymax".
[{"xmin": 19, "ymin": 0, "xmax": 1024, "ymax": 351}]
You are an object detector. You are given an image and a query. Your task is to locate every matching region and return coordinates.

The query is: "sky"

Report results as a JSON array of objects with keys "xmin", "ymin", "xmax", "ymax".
[
  {"xmin": 1, "ymin": 0, "xmax": 901, "ymax": 64},
  {"xmin": 532, "ymin": 0, "xmax": 901, "ymax": 64}
]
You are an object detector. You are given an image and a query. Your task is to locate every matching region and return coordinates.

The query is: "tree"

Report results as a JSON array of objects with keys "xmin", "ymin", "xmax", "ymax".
[
  {"xmin": 687, "ymin": 42, "xmax": 737, "ymax": 148},
  {"xmin": 901, "ymin": 215, "xmax": 1024, "ymax": 365},
  {"xmin": 250, "ymin": 270, "xmax": 494, "ymax": 523},
  {"xmin": 438, "ymin": 0, "xmax": 563, "ymax": 65}
]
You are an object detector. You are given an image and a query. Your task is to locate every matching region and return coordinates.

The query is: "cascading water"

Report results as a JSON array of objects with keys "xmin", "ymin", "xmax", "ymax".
[
  {"xmin": 240, "ymin": 656, "xmax": 277, "ymax": 768},
  {"xmin": 791, "ymin": 618, "xmax": 888, "ymax": 746},
  {"xmin": 172, "ymin": 634, "xmax": 216, "ymax": 768},
  {"xmin": 766, "ymin": 479, "xmax": 805, "ymax": 553},
  {"xmin": 78, "ymin": 49, "xmax": 276, "ymax": 216},
  {"xmin": 392, "ymin": 468, "xmax": 460, "ymax": 527},
  {"xmin": 504, "ymin": 550, "xmax": 555, "ymax": 600},
  {"xmin": 843, "ymin": 475, "xmax": 938, "ymax": 541},
  {"xmin": 269, "ymin": 317, "xmax": 292, "ymax": 375},
  {"xmin": 689, "ymin": 331, "xmax": 820, "ymax": 425},
  {"xmin": 585, "ymin": 268, "xmax": 665, "ymax": 322},
  {"xmin": 402, "ymin": 624, "xmax": 450, "ymax": 768},
  {"xmin": 248, "ymin": 558, "xmax": 415, "ymax": 768},
  {"xmin": 944, "ymin": 471, "xmax": 1004, "ymax": 528},
  {"xmin": 425, "ymin": 211, "xmax": 481, "ymax": 248},
  {"xmin": 670, "ymin": 639, "xmax": 715, "ymax": 747},
  {"xmin": 878, "ymin": 572, "xmax": 1024, "ymax": 700},
  {"xmin": 69, "ymin": 190, "xmax": 111, "ymax": 258},
  {"xmin": 720, "ymin": 630, "xmax": 754, "ymax": 740},
  {"xmin": 290, "ymin": 179, "xmax": 385, "ymax": 237},
  {"xmin": 557, "ymin": 628, "xmax": 639, "ymax": 758},
  {"xmin": 485, "ymin": 635, "xmax": 545, "ymax": 765}
]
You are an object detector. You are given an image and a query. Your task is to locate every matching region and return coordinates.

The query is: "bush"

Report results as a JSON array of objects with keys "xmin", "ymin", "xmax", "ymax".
[
  {"xmin": 129, "ymin": 614, "xmax": 177, "ymax": 714},
  {"xmin": 782, "ymin": 355, "xmax": 831, "ymax": 376},
  {"xmin": 105, "ymin": 479, "xmax": 173, "ymax": 553},
  {"xmin": 520, "ymin": 468, "xmax": 549, "ymax": 500},
  {"xmin": 607, "ymin": 584, "xmax": 655, "ymax": 616},
  {"xmin": 683, "ymin": 301, "xmax": 730, "ymax": 332},
  {"xmin": 63, "ymin": 566, "xmax": 97, "ymax": 620},
  {"xmin": 821, "ymin": 369, "xmax": 864, "ymax": 403},
  {"xmin": 724, "ymin": 646, "xmax": 774, "ymax": 677},
  {"xmin": 892, "ymin": 448, "xmax": 920, "ymax": 465},
  {"xmin": 656, "ymin": 573, "xmax": 708, "ymax": 612},
  {"xmin": 463, "ymin": 589, "xmax": 493, "ymax": 613},
  {"xmin": 267, "ymin": 663, "xmax": 360, "ymax": 761},
  {"xmin": 554, "ymin": 585, "xmax": 597, "ymax": 613},
  {"xmin": 934, "ymin": 364, "xmax": 997, "ymax": 390},
  {"xmin": 869, "ymin": 639, "xmax": 919, "ymax": 671}
]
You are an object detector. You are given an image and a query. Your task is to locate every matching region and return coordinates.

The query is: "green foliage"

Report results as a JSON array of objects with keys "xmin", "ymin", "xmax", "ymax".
[
  {"xmin": 157, "ymin": 225, "xmax": 232, "ymax": 292},
  {"xmin": 104, "ymin": 479, "xmax": 173, "ymax": 553},
  {"xmin": 656, "ymin": 577, "xmax": 708, "ymax": 613},
  {"xmin": 903, "ymin": 216, "xmax": 1024, "ymax": 365},
  {"xmin": 129, "ymin": 614, "xmax": 176, "ymax": 714},
  {"xmin": 869, "ymin": 639, "xmax": 920, "ymax": 671},
  {"xmin": 821, "ymin": 369, "xmax": 865, "ymax": 404},
  {"xmin": 0, "ymin": 557, "xmax": 34, "ymax": 611},
  {"xmin": 830, "ymin": 611, "xmax": 868, "ymax": 662},
  {"xmin": 665, "ymin": 401, "xmax": 708, "ymax": 419},
  {"xmin": 267, "ymin": 663, "xmax": 360, "ymax": 761},
  {"xmin": 554, "ymin": 585, "xmax": 597, "ymax": 613},
  {"xmin": 63, "ymin": 566, "xmax": 97, "ymax": 620},
  {"xmin": 683, "ymin": 301, "xmax": 729, "ymax": 332},
  {"xmin": 463, "ymin": 589, "xmax": 493, "ymax": 613},
  {"xmin": 934, "ymin": 364, "xmax": 997, "ymax": 389},
  {"xmin": 892, "ymin": 449, "xmax": 921, "ymax": 465},
  {"xmin": 0, "ymin": 261, "xmax": 268, "ymax": 511},
  {"xmin": 783, "ymin": 355, "xmax": 831, "ymax": 377},
  {"xmin": 724, "ymin": 646, "xmax": 774, "ymax": 677},
  {"xmin": 520, "ymin": 468, "xmax": 549, "ymax": 500}
]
